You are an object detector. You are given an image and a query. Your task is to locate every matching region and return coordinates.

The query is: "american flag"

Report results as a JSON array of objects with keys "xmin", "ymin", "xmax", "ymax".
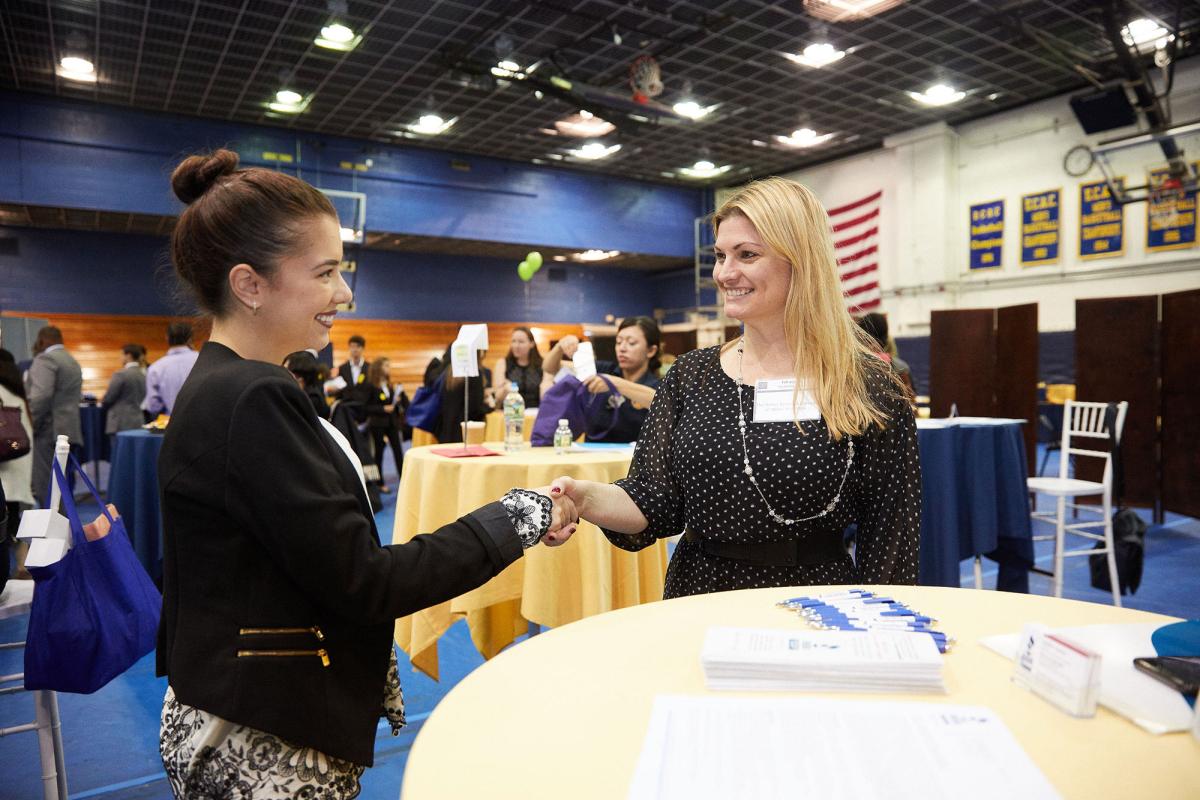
[{"xmin": 830, "ymin": 190, "xmax": 882, "ymax": 313}]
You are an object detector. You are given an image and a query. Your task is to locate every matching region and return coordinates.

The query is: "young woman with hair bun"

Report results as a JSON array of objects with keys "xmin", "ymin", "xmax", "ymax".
[{"xmin": 155, "ymin": 149, "xmax": 578, "ymax": 797}]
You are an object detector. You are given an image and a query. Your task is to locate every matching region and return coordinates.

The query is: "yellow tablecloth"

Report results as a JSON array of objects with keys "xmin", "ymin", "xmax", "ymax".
[{"xmin": 392, "ymin": 443, "xmax": 668, "ymax": 679}]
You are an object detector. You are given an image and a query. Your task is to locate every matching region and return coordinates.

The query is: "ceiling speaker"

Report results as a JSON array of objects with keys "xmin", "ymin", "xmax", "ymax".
[{"xmin": 1069, "ymin": 87, "xmax": 1137, "ymax": 134}]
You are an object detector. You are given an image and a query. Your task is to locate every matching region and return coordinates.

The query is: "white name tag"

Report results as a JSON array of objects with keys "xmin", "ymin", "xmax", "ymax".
[
  {"xmin": 1012, "ymin": 623, "xmax": 1100, "ymax": 718},
  {"xmin": 752, "ymin": 379, "xmax": 822, "ymax": 423}
]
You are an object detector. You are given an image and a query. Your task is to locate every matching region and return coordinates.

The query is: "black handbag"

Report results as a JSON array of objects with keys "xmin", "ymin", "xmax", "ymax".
[
  {"xmin": 0, "ymin": 398, "xmax": 31, "ymax": 462},
  {"xmin": 1088, "ymin": 403, "xmax": 1146, "ymax": 595}
]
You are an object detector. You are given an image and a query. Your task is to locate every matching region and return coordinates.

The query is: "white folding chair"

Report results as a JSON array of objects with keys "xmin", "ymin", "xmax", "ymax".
[
  {"xmin": 0, "ymin": 580, "xmax": 68, "ymax": 800},
  {"xmin": 1026, "ymin": 399, "xmax": 1127, "ymax": 606}
]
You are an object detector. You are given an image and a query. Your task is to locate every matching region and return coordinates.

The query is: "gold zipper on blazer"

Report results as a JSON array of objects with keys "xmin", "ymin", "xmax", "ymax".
[
  {"xmin": 238, "ymin": 626, "xmax": 325, "ymax": 641},
  {"xmin": 236, "ymin": 648, "xmax": 331, "ymax": 667}
]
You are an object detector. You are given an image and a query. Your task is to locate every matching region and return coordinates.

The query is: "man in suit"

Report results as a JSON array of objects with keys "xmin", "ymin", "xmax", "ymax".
[
  {"xmin": 143, "ymin": 322, "xmax": 199, "ymax": 417},
  {"xmin": 26, "ymin": 326, "xmax": 83, "ymax": 502},
  {"xmin": 335, "ymin": 334, "xmax": 369, "ymax": 404},
  {"xmin": 103, "ymin": 344, "xmax": 148, "ymax": 446}
]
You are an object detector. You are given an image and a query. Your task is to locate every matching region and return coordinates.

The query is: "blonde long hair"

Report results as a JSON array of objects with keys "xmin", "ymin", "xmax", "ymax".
[{"xmin": 713, "ymin": 177, "xmax": 896, "ymax": 439}]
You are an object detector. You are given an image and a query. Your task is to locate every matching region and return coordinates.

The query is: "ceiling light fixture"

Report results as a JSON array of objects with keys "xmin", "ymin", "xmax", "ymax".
[
  {"xmin": 1121, "ymin": 17, "xmax": 1173, "ymax": 50},
  {"xmin": 782, "ymin": 42, "xmax": 846, "ymax": 68},
  {"xmin": 907, "ymin": 83, "xmax": 965, "ymax": 107},
  {"xmin": 57, "ymin": 55, "xmax": 97, "ymax": 83},
  {"xmin": 568, "ymin": 142, "xmax": 621, "ymax": 160},
  {"xmin": 672, "ymin": 99, "xmax": 718, "ymax": 120},
  {"xmin": 680, "ymin": 160, "xmax": 731, "ymax": 179},
  {"xmin": 315, "ymin": 22, "xmax": 362, "ymax": 51},
  {"xmin": 405, "ymin": 113, "xmax": 456, "ymax": 135},
  {"xmin": 775, "ymin": 127, "xmax": 836, "ymax": 148},
  {"xmin": 803, "ymin": 0, "xmax": 906, "ymax": 23},
  {"xmin": 269, "ymin": 89, "xmax": 309, "ymax": 113},
  {"xmin": 553, "ymin": 110, "xmax": 616, "ymax": 137},
  {"xmin": 573, "ymin": 249, "xmax": 620, "ymax": 262}
]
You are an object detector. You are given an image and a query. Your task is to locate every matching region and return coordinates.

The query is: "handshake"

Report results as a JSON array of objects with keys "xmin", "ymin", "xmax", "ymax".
[{"xmin": 530, "ymin": 476, "xmax": 589, "ymax": 547}]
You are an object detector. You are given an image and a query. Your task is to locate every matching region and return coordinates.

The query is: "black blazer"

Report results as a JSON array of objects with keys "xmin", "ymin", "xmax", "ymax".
[{"xmin": 157, "ymin": 342, "xmax": 522, "ymax": 765}]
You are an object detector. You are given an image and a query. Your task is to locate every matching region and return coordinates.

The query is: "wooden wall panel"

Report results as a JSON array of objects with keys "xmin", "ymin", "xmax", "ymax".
[
  {"xmin": 929, "ymin": 309, "xmax": 995, "ymax": 418},
  {"xmin": 995, "ymin": 303, "xmax": 1039, "ymax": 475},
  {"xmin": 7, "ymin": 312, "xmax": 585, "ymax": 398},
  {"xmin": 1160, "ymin": 288, "xmax": 1200, "ymax": 518},
  {"xmin": 1074, "ymin": 295, "xmax": 1158, "ymax": 506}
]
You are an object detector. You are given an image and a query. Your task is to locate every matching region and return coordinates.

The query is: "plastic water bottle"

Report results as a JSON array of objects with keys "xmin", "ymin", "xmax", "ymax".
[
  {"xmin": 554, "ymin": 418, "xmax": 573, "ymax": 455},
  {"xmin": 503, "ymin": 382, "xmax": 525, "ymax": 451}
]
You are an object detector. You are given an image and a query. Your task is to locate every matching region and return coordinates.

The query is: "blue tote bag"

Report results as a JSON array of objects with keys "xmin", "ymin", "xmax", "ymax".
[
  {"xmin": 405, "ymin": 371, "xmax": 445, "ymax": 433},
  {"xmin": 24, "ymin": 455, "xmax": 161, "ymax": 694}
]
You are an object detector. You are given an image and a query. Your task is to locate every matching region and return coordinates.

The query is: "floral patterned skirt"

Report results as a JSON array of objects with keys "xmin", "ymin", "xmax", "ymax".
[{"xmin": 160, "ymin": 649, "xmax": 406, "ymax": 799}]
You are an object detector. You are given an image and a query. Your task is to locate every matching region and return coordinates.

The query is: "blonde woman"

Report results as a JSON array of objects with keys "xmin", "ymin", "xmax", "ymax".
[{"xmin": 550, "ymin": 177, "xmax": 920, "ymax": 598}]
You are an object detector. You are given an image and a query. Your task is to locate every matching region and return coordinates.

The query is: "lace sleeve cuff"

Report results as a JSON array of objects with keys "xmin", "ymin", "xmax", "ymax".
[{"xmin": 501, "ymin": 488, "xmax": 553, "ymax": 549}]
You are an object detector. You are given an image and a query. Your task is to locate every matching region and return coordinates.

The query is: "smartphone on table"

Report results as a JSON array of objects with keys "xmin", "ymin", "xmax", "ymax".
[{"xmin": 1132, "ymin": 656, "xmax": 1200, "ymax": 697}]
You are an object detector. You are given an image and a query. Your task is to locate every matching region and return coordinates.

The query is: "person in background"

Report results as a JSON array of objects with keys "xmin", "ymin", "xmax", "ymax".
[
  {"xmin": 548, "ymin": 177, "xmax": 920, "ymax": 599},
  {"xmin": 143, "ymin": 322, "xmax": 199, "ymax": 417},
  {"xmin": 0, "ymin": 347, "xmax": 34, "ymax": 587},
  {"xmin": 436, "ymin": 345, "xmax": 491, "ymax": 444},
  {"xmin": 856, "ymin": 312, "xmax": 915, "ymax": 398},
  {"xmin": 26, "ymin": 326, "xmax": 82, "ymax": 502},
  {"xmin": 155, "ymin": 148, "xmax": 578, "ymax": 798},
  {"xmin": 492, "ymin": 326, "xmax": 543, "ymax": 410},
  {"xmin": 103, "ymin": 343, "xmax": 149, "ymax": 447},
  {"xmin": 363, "ymin": 356, "xmax": 404, "ymax": 491},
  {"xmin": 284, "ymin": 351, "xmax": 330, "ymax": 420},
  {"xmin": 542, "ymin": 316, "xmax": 662, "ymax": 443},
  {"xmin": 336, "ymin": 335, "xmax": 369, "ymax": 401}
]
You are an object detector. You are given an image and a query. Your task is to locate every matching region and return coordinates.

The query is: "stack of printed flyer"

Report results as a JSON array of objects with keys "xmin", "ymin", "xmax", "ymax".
[{"xmin": 701, "ymin": 627, "xmax": 945, "ymax": 693}]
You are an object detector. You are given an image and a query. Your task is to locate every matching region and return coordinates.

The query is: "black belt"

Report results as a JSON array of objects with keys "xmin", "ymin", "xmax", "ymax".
[{"xmin": 683, "ymin": 529, "xmax": 847, "ymax": 567}]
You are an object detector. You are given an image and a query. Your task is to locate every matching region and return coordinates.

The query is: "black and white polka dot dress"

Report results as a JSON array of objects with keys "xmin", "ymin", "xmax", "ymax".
[{"xmin": 607, "ymin": 345, "xmax": 921, "ymax": 599}]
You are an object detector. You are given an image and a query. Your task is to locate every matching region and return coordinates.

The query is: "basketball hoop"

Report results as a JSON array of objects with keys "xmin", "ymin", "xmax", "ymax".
[{"xmin": 629, "ymin": 55, "xmax": 663, "ymax": 104}]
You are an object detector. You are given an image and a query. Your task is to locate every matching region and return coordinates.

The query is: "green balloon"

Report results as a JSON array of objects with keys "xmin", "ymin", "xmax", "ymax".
[
  {"xmin": 526, "ymin": 251, "xmax": 543, "ymax": 270},
  {"xmin": 518, "ymin": 261, "xmax": 535, "ymax": 281}
]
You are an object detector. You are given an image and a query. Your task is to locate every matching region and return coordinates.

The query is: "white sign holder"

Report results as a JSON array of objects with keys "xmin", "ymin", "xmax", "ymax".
[{"xmin": 452, "ymin": 325, "xmax": 489, "ymax": 449}]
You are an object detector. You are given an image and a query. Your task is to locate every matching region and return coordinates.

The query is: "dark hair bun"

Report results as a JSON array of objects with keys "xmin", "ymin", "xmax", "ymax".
[{"xmin": 171, "ymin": 149, "xmax": 240, "ymax": 204}]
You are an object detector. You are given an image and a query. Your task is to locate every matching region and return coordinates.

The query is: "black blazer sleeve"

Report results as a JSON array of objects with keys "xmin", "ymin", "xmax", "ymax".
[{"xmin": 225, "ymin": 375, "xmax": 521, "ymax": 624}]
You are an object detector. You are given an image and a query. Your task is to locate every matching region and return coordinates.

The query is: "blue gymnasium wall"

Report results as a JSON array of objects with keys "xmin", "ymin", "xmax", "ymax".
[
  {"xmin": 0, "ymin": 92, "xmax": 702, "ymax": 258},
  {"xmin": 0, "ymin": 226, "xmax": 660, "ymax": 323}
]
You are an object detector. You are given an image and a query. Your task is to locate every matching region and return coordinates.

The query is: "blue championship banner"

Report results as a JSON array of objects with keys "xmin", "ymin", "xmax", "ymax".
[
  {"xmin": 1146, "ymin": 166, "xmax": 1197, "ymax": 253},
  {"xmin": 1079, "ymin": 180, "xmax": 1124, "ymax": 260},
  {"xmin": 1020, "ymin": 189, "xmax": 1059, "ymax": 266},
  {"xmin": 969, "ymin": 199, "xmax": 1004, "ymax": 270}
]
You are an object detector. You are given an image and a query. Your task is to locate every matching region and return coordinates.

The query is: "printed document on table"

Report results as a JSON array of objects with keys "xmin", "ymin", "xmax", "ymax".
[{"xmin": 628, "ymin": 696, "xmax": 1059, "ymax": 800}]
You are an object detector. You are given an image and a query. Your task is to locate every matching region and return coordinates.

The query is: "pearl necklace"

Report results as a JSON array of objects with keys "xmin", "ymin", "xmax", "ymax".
[{"xmin": 735, "ymin": 337, "xmax": 854, "ymax": 526}]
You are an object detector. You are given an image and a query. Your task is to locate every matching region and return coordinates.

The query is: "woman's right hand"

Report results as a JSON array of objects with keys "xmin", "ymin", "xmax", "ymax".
[{"xmin": 557, "ymin": 335, "xmax": 580, "ymax": 359}]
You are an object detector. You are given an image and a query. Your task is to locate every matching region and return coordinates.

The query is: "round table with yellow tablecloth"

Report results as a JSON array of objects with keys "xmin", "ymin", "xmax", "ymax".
[{"xmin": 392, "ymin": 442, "xmax": 668, "ymax": 679}]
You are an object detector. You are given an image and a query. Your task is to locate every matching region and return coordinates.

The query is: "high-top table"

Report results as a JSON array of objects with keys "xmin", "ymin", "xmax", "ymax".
[
  {"xmin": 401, "ymin": 586, "xmax": 1198, "ymax": 799},
  {"xmin": 391, "ymin": 442, "xmax": 668, "ymax": 679}
]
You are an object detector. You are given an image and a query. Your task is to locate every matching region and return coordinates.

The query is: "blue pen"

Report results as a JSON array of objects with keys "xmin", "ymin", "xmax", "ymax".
[{"xmin": 815, "ymin": 623, "xmax": 951, "ymax": 651}]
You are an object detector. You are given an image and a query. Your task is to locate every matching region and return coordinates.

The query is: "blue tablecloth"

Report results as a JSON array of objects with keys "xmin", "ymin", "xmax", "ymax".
[
  {"xmin": 78, "ymin": 404, "xmax": 109, "ymax": 464},
  {"xmin": 917, "ymin": 421, "xmax": 1034, "ymax": 591},
  {"xmin": 107, "ymin": 429, "xmax": 165, "ymax": 582}
]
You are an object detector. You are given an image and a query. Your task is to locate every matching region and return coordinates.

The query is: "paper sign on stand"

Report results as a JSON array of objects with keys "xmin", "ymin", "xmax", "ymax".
[
  {"xmin": 19, "ymin": 434, "xmax": 73, "ymax": 568},
  {"xmin": 451, "ymin": 324, "xmax": 489, "ymax": 377},
  {"xmin": 573, "ymin": 341, "xmax": 597, "ymax": 381}
]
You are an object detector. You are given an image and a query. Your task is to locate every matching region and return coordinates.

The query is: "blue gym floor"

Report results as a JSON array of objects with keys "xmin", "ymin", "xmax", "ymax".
[{"xmin": 2, "ymin": 444, "xmax": 1197, "ymax": 799}]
